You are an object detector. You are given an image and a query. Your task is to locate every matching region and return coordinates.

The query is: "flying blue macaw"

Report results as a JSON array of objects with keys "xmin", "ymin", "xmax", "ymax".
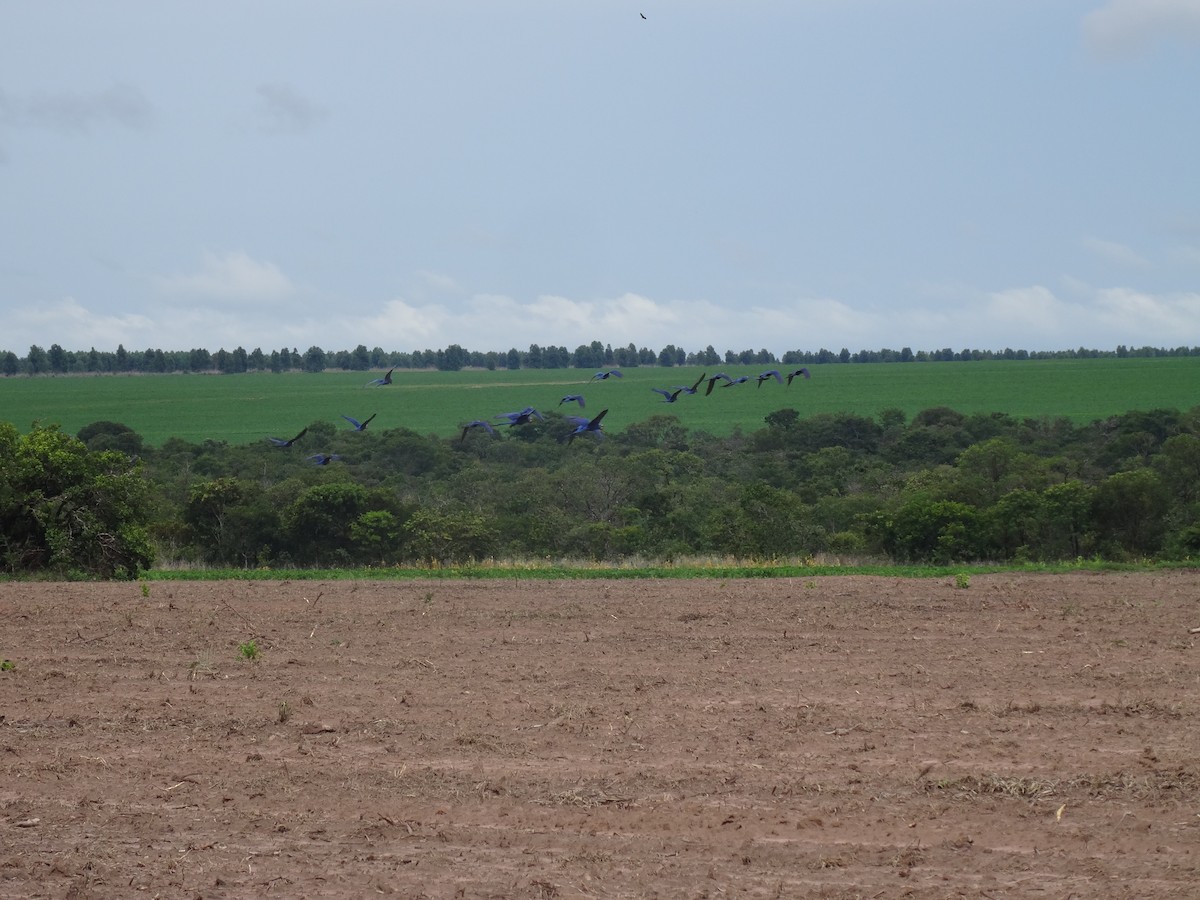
[
  {"xmin": 365, "ymin": 368, "xmax": 394, "ymax": 387},
  {"xmin": 341, "ymin": 413, "xmax": 377, "ymax": 431},
  {"xmin": 266, "ymin": 427, "xmax": 307, "ymax": 447},
  {"xmin": 566, "ymin": 408, "xmax": 608, "ymax": 443}
]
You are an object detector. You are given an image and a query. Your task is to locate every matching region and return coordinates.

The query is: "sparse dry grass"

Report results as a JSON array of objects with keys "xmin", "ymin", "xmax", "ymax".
[{"xmin": 925, "ymin": 770, "xmax": 1200, "ymax": 802}]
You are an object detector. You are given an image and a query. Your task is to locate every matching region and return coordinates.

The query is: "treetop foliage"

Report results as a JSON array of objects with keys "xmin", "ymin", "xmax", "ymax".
[{"xmin": 3, "ymin": 340, "xmax": 1197, "ymax": 376}]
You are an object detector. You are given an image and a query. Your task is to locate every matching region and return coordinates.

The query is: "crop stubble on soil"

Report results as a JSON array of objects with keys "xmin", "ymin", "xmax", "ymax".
[{"xmin": 2, "ymin": 572, "xmax": 1198, "ymax": 898}]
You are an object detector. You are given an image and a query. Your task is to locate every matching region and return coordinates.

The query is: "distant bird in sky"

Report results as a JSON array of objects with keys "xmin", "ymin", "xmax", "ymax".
[
  {"xmin": 786, "ymin": 367, "xmax": 812, "ymax": 385},
  {"xmin": 495, "ymin": 406, "xmax": 544, "ymax": 426},
  {"xmin": 640, "ymin": 12, "xmax": 647, "ymax": 19},
  {"xmin": 459, "ymin": 420, "xmax": 496, "ymax": 443},
  {"xmin": 757, "ymin": 369, "xmax": 782, "ymax": 387},
  {"xmin": 651, "ymin": 387, "xmax": 684, "ymax": 403},
  {"xmin": 705, "ymin": 373, "xmax": 733, "ymax": 396},
  {"xmin": 674, "ymin": 372, "xmax": 707, "ymax": 395},
  {"xmin": 266, "ymin": 427, "xmax": 307, "ymax": 447},
  {"xmin": 722, "ymin": 376, "xmax": 750, "ymax": 387},
  {"xmin": 559, "ymin": 394, "xmax": 586, "ymax": 408},
  {"xmin": 591, "ymin": 369, "xmax": 623, "ymax": 381},
  {"xmin": 307, "ymin": 453, "xmax": 342, "ymax": 466},
  {"xmin": 567, "ymin": 408, "xmax": 608, "ymax": 443},
  {"xmin": 341, "ymin": 413, "xmax": 377, "ymax": 431},
  {"xmin": 365, "ymin": 368, "xmax": 394, "ymax": 387}
]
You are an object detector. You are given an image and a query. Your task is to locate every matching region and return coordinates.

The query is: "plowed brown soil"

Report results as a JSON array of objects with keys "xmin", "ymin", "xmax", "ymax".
[{"xmin": 3, "ymin": 572, "xmax": 1199, "ymax": 898}]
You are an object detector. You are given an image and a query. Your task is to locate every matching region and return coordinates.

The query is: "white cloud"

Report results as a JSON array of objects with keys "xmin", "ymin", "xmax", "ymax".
[
  {"xmin": 257, "ymin": 284, "xmax": 1198, "ymax": 355},
  {"xmin": 3, "ymin": 297, "xmax": 154, "ymax": 350},
  {"xmin": 307, "ymin": 287, "xmax": 1147, "ymax": 358},
  {"xmin": 603, "ymin": 293, "xmax": 684, "ymax": 333},
  {"xmin": 1083, "ymin": 0, "xmax": 1200, "ymax": 58},
  {"xmin": 9, "ymin": 279, "xmax": 1196, "ymax": 360},
  {"xmin": 744, "ymin": 289, "xmax": 1088, "ymax": 354},
  {"xmin": 153, "ymin": 251, "xmax": 296, "ymax": 302},
  {"xmin": 1092, "ymin": 287, "xmax": 1200, "ymax": 339},
  {"xmin": 507, "ymin": 294, "xmax": 591, "ymax": 335},
  {"xmin": 1080, "ymin": 236, "xmax": 1151, "ymax": 267},
  {"xmin": 943, "ymin": 283, "xmax": 1200, "ymax": 348},
  {"xmin": 356, "ymin": 298, "xmax": 452, "ymax": 346},
  {"xmin": 755, "ymin": 297, "xmax": 877, "ymax": 338},
  {"xmin": 984, "ymin": 285, "xmax": 1079, "ymax": 333},
  {"xmin": 503, "ymin": 292, "xmax": 684, "ymax": 342}
]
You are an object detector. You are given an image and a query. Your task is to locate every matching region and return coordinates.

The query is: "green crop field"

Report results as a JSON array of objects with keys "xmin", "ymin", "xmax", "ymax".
[{"xmin": 1, "ymin": 357, "xmax": 1197, "ymax": 447}]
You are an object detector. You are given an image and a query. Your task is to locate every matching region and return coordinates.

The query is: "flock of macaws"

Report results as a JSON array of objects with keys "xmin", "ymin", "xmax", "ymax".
[
  {"xmin": 648, "ymin": 367, "xmax": 811, "ymax": 404},
  {"xmin": 267, "ymin": 365, "xmax": 811, "ymax": 464}
]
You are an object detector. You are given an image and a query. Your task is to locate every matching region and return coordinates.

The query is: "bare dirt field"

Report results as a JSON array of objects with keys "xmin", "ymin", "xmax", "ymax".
[{"xmin": 2, "ymin": 571, "xmax": 1199, "ymax": 898}]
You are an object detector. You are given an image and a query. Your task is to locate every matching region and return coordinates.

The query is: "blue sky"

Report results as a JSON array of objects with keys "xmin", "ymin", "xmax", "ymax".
[{"xmin": 2, "ymin": 0, "xmax": 1199, "ymax": 357}]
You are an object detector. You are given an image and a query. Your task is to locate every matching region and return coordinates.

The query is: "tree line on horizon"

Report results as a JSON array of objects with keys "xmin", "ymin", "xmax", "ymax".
[
  {"xmin": 3, "ymin": 340, "xmax": 1199, "ymax": 377},
  {"xmin": 3, "ymin": 400, "xmax": 1199, "ymax": 578}
]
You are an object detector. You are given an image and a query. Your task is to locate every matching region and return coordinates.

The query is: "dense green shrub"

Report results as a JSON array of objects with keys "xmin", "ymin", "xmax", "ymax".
[
  {"xmin": 64, "ymin": 402, "xmax": 1200, "ymax": 570},
  {"xmin": 0, "ymin": 423, "xmax": 152, "ymax": 578}
]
